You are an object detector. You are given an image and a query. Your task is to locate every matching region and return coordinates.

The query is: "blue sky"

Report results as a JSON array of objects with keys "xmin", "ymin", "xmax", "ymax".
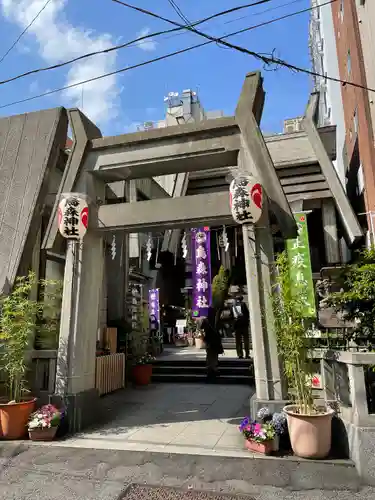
[{"xmin": 0, "ymin": 0, "xmax": 313, "ymax": 135}]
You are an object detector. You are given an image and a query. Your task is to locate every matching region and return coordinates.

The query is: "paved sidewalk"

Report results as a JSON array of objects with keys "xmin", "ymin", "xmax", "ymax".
[
  {"xmin": 55, "ymin": 383, "xmax": 253, "ymax": 455},
  {"xmin": 0, "ymin": 444, "xmax": 374, "ymax": 500}
]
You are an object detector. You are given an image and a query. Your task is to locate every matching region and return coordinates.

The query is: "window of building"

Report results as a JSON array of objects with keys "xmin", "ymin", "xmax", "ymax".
[
  {"xmin": 340, "ymin": 0, "xmax": 344, "ymax": 21},
  {"xmin": 359, "ymin": 0, "xmax": 365, "ymax": 6},
  {"xmin": 347, "ymin": 50, "xmax": 352, "ymax": 76}
]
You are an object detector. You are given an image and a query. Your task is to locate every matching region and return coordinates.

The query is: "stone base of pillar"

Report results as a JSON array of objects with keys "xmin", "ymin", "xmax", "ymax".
[
  {"xmin": 49, "ymin": 389, "xmax": 101, "ymax": 435},
  {"xmin": 250, "ymin": 394, "xmax": 291, "ymax": 419}
]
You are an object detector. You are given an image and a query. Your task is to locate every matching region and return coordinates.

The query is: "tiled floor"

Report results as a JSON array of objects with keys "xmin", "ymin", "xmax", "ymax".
[{"xmin": 52, "ymin": 383, "xmax": 254, "ymax": 457}]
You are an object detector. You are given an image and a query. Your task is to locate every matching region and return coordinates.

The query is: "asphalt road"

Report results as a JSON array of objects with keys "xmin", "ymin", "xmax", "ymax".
[{"xmin": 1, "ymin": 443, "xmax": 374, "ymax": 500}]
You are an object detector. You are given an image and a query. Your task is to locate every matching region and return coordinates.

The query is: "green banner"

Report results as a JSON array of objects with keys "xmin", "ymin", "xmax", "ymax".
[{"xmin": 286, "ymin": 212, "xmax": 316, "ymax": 318}]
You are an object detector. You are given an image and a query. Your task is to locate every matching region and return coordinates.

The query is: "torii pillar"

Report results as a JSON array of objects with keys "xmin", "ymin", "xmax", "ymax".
[{"xmin": 235, "ymin": 72, "xmax": 296, "ymax": 415}]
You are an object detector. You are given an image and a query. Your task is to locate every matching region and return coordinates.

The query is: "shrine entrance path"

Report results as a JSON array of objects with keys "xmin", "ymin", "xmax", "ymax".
[{"xmin": 50, "ymin": 383, "xmax": 253, "ymax": 457}]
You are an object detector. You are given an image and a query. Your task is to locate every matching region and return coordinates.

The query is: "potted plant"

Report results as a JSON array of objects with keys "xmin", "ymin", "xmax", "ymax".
[
  {"xmin": 132, "ymin": 353, "xmax": 155, "ymax": 386},
  {"xmin": 0, "ymin": 272, "xmax": 61, "ymax": 439},
  {"xmin": 273, "ymin": 252, "xmax": 334, "ymax": 459},
  {"xmin": 28, "ymin": 404, "xmax": 63, "ymax": 441},
  {"xmin": 239, "ymin": 416, "xmax": 276, "ymax": 455},
  {"xmin": 174, "ymin": 331, "xmax": 188, "ymax": 347},
  {"xmin": 194, "ymin": 330, "xmax": 205, "ymax": 349}
]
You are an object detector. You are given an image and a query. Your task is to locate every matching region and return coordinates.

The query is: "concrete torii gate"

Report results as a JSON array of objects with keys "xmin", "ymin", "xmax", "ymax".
[{"xmin": 48, "ymin": 72, "xmax": 336, "ymax": 429}]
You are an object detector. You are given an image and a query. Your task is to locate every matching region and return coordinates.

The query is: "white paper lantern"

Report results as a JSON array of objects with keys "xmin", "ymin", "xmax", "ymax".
[
  {"xmin": 58, "ymin": 194, "xmax": 89, "ymax": 240},
  {"xmin": 229, "ymin": 175, "xmax": 263, "ymax": 225}
]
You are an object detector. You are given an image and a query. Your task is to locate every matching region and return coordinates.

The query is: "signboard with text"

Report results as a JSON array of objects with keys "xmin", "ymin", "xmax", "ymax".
[
  {"xmin": 191, "ymin": 227, "xmax": 212, "ymax": 318},
  {"xmin": 286, "ymin": 212, "xmax": 316, "ymax": 318}
]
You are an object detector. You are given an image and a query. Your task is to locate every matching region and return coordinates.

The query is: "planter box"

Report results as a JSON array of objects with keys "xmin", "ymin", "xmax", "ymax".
[
  {"xmin": 132, "ymin": 364, "xmax": 152, "ymax": 386},
  {"xmin": 245, "ymin": 438, "xmax": 275, "ymax": 455},
  {"xmin": 195, "ymin": 338, "xmax": 206, "ymax": 349},
  {"xmin": 29, "ymin": 426, "xmax": 57, "ymax": 441}
]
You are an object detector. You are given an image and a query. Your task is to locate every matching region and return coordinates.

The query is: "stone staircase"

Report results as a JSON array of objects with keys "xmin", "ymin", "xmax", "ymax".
[{"xmin": 152, "ymin": 354, "xmax": 254, "ymax": 385}]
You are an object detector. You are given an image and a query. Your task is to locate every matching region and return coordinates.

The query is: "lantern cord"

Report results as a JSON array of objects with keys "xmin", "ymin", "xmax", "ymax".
[
  {"xmin": 155, "ymin": 237, "xmax": 160, "ymax": 265},
  {"xmin": 215, "ymin": 231, "xmax": 221, "ymax": 261}
]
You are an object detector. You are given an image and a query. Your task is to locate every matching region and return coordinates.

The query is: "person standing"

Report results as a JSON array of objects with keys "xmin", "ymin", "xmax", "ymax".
[
  {"xmin": 199, "ymin": 307, "xmax": 224, "ymax": 382},
  {"xmin": 232, "ymin": 295, "xmax": 250, "ymax": 359}
]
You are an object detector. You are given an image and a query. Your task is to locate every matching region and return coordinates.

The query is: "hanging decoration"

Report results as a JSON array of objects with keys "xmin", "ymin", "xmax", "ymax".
[
  {"xmin": 191, "ymin": 227, "xmax": 212, "ymax": 318},
  {"xmin": 146, "ymin": 234, "xmax": 152, "ymax": 261},
  {"xmin": 111, "ymin": 234, "xmax": 116, "ymax": 260},
  {"xmin": 235, "ymin": 227, "xmax": 238, "ymax": 257},
  {"xmin": 181, "ymin": 231, "xmax": 188, "ymax": 259},
  {"xmin": 148, "ymin": 288, "xmax": 160, "ymax": 323},
  {"xmin": 58, "ymin": 193, "xmax": 88, "ymax": 239},
  {"xmin": 222, "ymin": 225, "xmax": 229, "ymax": 252},
  {"xmin": 229, "ymin": 175, "xmax": 263, "ymax": 225}
]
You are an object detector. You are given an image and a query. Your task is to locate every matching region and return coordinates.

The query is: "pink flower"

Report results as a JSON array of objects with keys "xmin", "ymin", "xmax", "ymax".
[{"xmin": 253, "ymin": 423, "xmax": 262, "ymax": 434}]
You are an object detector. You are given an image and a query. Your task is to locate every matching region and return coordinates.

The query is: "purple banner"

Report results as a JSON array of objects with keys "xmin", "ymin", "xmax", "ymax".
[
  {"xmin": 191, "ymin": 227, "xmax": 212, "ymax": 318},
  {"xmin": 148, "ymin": 288, "xmax": 160, "ymax": 323}
]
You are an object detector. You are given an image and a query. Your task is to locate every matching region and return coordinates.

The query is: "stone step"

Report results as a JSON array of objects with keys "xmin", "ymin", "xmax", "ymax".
[
  {"xmin": 153, "ymin": 359, "xmax": 253, "ymax": 368},
  {"xmin": 151, "ymin": 372, "xmax": 254, "ymax": 385},
  {"xmin": 153, "ymin": 364, "xmax": 251, "ymax": 377}
]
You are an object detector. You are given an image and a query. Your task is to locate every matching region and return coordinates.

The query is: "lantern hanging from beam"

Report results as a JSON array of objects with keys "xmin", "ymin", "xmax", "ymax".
[
  {"xmin": 229, "ymin": 175, "xmax": 263, "ymax": 225},
  {"xmin": 58, "ymin": 193, "xmax": 89, "ymax": 240}
]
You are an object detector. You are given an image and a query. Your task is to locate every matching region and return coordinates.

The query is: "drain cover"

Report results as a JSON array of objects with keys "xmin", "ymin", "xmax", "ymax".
[{"xmin": 120, "ymin": 485, "xmax": 254, "ymax": 500}]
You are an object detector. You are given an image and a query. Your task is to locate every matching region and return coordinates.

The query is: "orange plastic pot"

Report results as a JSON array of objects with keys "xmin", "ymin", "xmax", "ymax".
[
  {"xmin": 132, "ymin": 364, "xmax": 152, "ymax": 386},
  {"xmin": 0, "ymin": 398, "xmax": 36, "ymax": 440}
]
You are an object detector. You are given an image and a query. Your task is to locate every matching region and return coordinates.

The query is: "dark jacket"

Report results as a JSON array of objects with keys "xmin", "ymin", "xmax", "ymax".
[
  {"xmin": 202, "ymin": 308, "xmax": 223, "ymax": 354},
  {"xmin": 232, "ymin": 300, "xmax": 249, "ymax": 329}
]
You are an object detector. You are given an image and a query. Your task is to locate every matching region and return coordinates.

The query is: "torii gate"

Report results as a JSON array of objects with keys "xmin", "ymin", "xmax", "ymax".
[{"xmin": 44, "ymin": 72, "xmax": 361, "ymax": 431}]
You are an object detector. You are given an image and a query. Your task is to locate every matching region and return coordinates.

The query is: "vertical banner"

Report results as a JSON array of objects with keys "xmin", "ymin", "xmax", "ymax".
[
  {"xmin": 148, "ymin": 288, "xmax": 160, "ymax": 323},
  {"xmin": 286, "ymin": 213, "xmax": 316, "ymax": 318},
  {"xmin": 191, "ymin": 227, "xmax": 212, "ymax": 318}
]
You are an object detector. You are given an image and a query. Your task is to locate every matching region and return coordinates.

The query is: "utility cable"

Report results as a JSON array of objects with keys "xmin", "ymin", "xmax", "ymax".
[
  {"xmin": 0, "ymin": 0, "xmax": 274, "ymax": 87},
  {"xmin": 1, "ymin": 0, "xmax": 373, "ymax": 110},
  {"xmin": 167, "ymin": 0, "xmax": 192, "ymax": 25},
  {"xmin": 0, "ymin": 0, "xmax": 52, "ymax": 65},
  {"xmin": 112, "ymin": 0, "xmax": 375, "ymax": 92}
]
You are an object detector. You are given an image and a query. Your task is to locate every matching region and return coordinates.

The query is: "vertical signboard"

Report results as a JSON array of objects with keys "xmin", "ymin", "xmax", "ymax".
[
  {"xmin": 286, "ymin": 213, "xmax": 316, "ymax": 318},
  {"xmin": 148, "ymin": 288, "xmax": 160, "ymax": 323},
  {"xmin": 191, "ymin": 227, "xmax": 212, "ymax": 318}
]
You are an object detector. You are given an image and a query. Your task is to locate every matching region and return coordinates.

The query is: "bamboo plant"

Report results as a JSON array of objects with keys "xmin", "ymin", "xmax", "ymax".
[
  {"xmin": 0, "ymin": 272, "xmax": 62, "ymax": 403},
  {"xmin": 273, "ymin": 252, "xmax": 314, "ymax": 415}
]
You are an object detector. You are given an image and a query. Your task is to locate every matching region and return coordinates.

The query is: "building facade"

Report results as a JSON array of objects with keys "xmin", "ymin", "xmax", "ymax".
[
  {"xmin": 330, "ymin": 0, "xmax": 375, "ymax": 241},
  {"xmin": 310, "ymin": 0, "xmax": 347, "ymax": 186}
]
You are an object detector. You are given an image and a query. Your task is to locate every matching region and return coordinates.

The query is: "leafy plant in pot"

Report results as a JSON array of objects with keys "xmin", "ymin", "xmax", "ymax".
[
  {"xmin": 132, "ymin": 353, "xmax": 155, "ymax": 386},
  {"xmin": 0, "ymin": 272, "xmax": 61, "ymax": 439},
  {"xmin": 273, "ymin": 252, "xmax": 334, "ymax": 459}
]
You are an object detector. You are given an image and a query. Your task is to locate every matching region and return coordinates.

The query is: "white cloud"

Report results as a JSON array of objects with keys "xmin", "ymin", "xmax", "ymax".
[
  {"xmin": 1, "ymin": 0, "xmax": 121, "ymax": 126},
  {"xmin": 135, "ymin": 27, "xmax": 157, "ymax": 52}
]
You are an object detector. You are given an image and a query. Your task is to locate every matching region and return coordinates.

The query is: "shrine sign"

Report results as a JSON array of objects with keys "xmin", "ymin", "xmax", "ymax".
[
  {"xmin": 286, "ymin": 213, "xmax": 316, "ymax": 318},
  {"xmin": 229, "ymin": 175, "xmax": 263, "ymax": 225},
  {"xmin": 58, "ymin": 193, "xmax": 88, "ymax": 240},
  {"xmin": 191, "ymin": 227, "xmax": 212, "ymax": 318},
  {"xmin": 148, "ymin": 288, "xmax": 160, "ymax": 323}
]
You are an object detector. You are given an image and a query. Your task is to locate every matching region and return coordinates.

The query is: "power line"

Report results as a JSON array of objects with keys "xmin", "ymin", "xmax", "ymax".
[
  {"xmin": 112, "ymin": 0, "xmax": 375, "ymax": 92},
  {"xmin": 167, "ymin": 0, "xmax": 192, "ymax": 25},
  {"xmin": 0, "ymin": 0, "xmax": 277, "ymax": 87},
  {"xmin": 1, "ymin": 0, "xmax": 374, "ymax": 110},
  {"xmin": 0, "ymin": 0, "xmax": 52, "ymax": 65},
  {"xmin": 111, "ymin": 0, "xmax": 300, "ymax": 67}
]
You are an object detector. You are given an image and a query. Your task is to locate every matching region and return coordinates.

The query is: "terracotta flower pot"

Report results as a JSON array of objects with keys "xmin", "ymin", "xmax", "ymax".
[
  {"xmin": 0, "ymin": 398, "xmax": 36, "ymax": 440},
  {"xmin": 29, "ymin": 426, "xmax": 58, "ymax": 441},
  {"xmin": 132, "ymin": 364, "xmax": 152, "ymax": 386},
  {"xmin": 283, "ymin": 404, "xmax": 334, "ymax": 459},
  {"xmin": 245, "ymin": 438, "xmax": 274, "ymax": 455},
  {"xmin": 195, "ymin": 338, "xmax": 206, "ymax": 349}
]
